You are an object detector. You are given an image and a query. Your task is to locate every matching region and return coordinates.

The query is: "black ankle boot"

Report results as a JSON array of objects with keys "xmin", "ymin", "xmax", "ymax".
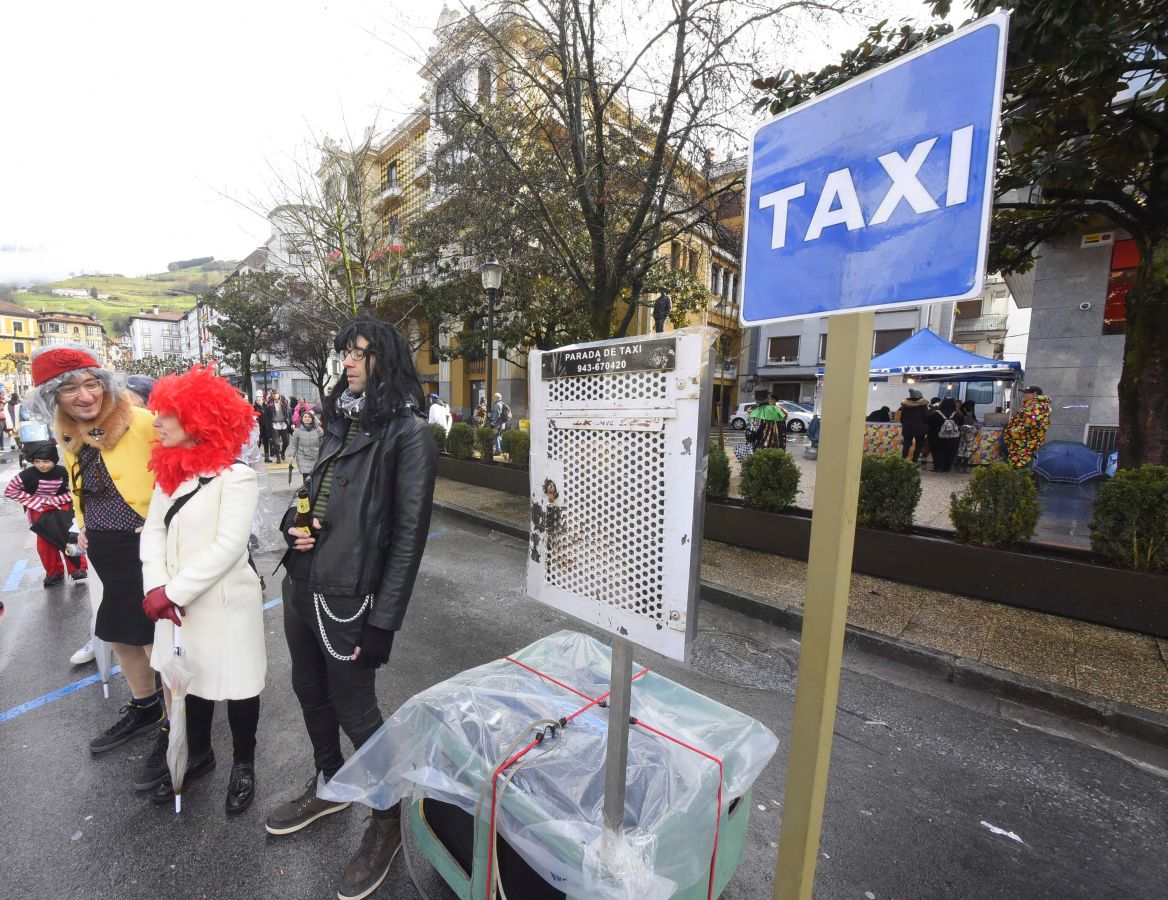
[
  {"xmin": 152, "ymin": 750, "xmax": 216, "ymax": 806},
  {"xmin": 134, "ymin": 723, "xmax": 171, "ymax": 790}
]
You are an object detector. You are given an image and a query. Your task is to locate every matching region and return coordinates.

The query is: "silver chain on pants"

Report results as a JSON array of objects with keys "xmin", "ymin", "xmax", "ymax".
[{"xmin": 312, "ymin": 592, "xmax": 374, "ymax": 662}]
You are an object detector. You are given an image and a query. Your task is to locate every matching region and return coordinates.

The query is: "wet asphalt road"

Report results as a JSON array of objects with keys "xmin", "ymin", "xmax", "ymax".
[{"xmin": 1, "ymin": 459, "xmax": 1166, "ymax": 900}]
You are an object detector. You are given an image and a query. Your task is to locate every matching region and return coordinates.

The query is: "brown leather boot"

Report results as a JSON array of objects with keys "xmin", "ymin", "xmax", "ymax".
[
  {"xmin": 337, "ymin": 812, "xmax": 401, "ymax": 900},
  {"xmin": 264, "ymin": 776, "xmax": 350, "ymax": 836}
]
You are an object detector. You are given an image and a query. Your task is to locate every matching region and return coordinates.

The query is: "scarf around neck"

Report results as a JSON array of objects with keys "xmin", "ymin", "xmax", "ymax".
[{"xmin": 337, "ymin": 389, "xmax": 366, "ymax": 421}]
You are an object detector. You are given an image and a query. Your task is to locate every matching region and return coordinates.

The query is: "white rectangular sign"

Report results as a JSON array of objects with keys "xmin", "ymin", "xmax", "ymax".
[{"xmin": 527, "ymin": 329, "xmax": 715, "ymax": 661}]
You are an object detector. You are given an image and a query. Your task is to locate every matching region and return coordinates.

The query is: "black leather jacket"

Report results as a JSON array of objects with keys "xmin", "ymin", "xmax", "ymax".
[{"xmin": 284, "ymin": 406, "xmax": 438, "ymax": 631}]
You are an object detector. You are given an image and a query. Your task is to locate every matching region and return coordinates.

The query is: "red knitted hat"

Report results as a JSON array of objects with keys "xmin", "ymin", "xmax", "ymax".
[{"xmin": 32, "ymin": 347, "xmax": 101, "ymax": 386}]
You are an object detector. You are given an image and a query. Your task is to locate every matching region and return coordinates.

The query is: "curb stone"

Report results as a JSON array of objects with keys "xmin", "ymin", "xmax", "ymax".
[{"xmin": 432, "ymin": 499, "xmax": 1168, "ymax": 749}]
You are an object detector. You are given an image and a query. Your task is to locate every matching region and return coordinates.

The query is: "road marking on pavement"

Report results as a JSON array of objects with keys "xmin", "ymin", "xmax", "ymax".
[
  {"xmin": 0, "ymin": 665, "xmax": 124, "ymax": 725},
  {"xmin": 3, "ymin": 559, "xmax": 29, "ymax": 592},
  {"xmin": 0, "ymin": 528, "xmax": 449, "ymax": 724}
]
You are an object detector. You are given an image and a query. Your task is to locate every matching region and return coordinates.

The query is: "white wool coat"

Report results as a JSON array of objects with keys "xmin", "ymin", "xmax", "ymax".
[{"xmin": 142, "ymin": 463, "xmax": 266, "ymax": 700}]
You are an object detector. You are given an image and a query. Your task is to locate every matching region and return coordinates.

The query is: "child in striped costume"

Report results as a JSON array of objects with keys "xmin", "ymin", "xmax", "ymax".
[{"xmin": 4, "ymin": 440, "xmax": 88, "ymax": 587}]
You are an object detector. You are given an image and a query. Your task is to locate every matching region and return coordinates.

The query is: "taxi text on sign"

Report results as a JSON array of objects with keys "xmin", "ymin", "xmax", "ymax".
[{"xmin": 740, "ymin": 13, "xmax": 1009, "ymax": 326}]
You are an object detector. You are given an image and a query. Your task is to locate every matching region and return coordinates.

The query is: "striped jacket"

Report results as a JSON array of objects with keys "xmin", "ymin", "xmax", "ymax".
[{"xmin": 5, "ymin": 465, "xmax": 73, "ymax": 514}]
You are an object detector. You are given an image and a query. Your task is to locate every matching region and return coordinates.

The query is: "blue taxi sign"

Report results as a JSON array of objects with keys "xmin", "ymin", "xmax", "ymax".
[{"xmin": 740, "ymin": 13, "xmax": 1009, "ymax": 325}]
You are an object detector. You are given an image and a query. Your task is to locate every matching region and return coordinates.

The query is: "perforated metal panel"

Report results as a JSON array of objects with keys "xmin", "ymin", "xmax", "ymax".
[{"xmin": 527, "ymin": 329, "xmax": 715, "ymax": 661}]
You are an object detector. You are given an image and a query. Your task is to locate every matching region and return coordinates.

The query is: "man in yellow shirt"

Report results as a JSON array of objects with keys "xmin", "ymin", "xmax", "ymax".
[{"xmin": 27, "ymin": 345, "xmax": 165, "ymax": 781}]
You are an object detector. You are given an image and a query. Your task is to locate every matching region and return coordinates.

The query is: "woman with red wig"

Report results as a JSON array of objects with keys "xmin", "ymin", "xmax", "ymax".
[{"xmin": 138, "ymin": 365, "xmax": 267, "ymax": 814}]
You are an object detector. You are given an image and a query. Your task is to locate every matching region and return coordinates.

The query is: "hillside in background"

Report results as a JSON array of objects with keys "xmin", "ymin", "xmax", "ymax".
[{"xmin": 14, "ymin": 261, "xmax": 236, "ymax": 336}]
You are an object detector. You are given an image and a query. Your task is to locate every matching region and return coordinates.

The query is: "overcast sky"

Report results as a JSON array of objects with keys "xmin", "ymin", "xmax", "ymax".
[{"xmin": 0, "ymin": 0, "xmax": 929, "ymax": 283}]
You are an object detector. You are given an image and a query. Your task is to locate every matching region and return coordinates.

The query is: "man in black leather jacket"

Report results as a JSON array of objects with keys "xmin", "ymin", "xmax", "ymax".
[{"xmin": 264, "ymin": 314, "xmax": 437, "ymax": 900}]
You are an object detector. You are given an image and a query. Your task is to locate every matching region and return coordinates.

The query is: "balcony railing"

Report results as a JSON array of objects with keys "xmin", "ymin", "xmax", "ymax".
[
  {"xmin": 954, "ymin": 314, "xmax": 1008, "ymax": 334},
  {"xmin": 465, "ymin": 357, "xmax": 486, "ymax": 375},
  {"xmin": 374, "ymin": 180, "xmax": 404, "ymax": 207}
]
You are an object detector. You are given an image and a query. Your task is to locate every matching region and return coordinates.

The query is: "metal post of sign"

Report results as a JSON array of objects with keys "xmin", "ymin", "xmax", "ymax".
[
  {"xmin": 602, "ymin": 637, "xmax": 635, "ymax": 832},
  {"xmin": 774, "ymin": 310, "xmax": 874, "ymax": 900}
]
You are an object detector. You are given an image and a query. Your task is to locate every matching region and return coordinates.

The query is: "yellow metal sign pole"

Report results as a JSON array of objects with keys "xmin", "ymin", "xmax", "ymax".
[{"xmin": 774, "ymin": 309, "xmax": 875, "ymax": 899}]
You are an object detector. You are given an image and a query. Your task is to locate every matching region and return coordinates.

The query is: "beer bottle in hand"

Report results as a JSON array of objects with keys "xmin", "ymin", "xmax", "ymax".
[{"xmin": 293, "ymin": 486, "xmax": 314, "ymax": 536}]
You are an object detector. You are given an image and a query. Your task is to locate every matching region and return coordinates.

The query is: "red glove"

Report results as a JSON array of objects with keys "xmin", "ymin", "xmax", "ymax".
[{"xmin": 142, "ymin": 586, "xmax": 184, "ymax": 626}]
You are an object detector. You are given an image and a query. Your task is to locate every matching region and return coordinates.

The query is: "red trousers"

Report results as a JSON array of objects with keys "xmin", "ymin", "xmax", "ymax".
[{"xmin": 28, "ymin": 508, "xmax": 87, "ymax": 578}]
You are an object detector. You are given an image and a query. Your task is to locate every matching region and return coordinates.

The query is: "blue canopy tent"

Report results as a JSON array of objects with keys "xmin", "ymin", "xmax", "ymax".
[
  {"xmin": 813, "ymin": 328, "xmax": 1022, "ymax": 413},
  {"xmin": 865, "ymin": 328, "xmax": 1022, "ymax": 381}
]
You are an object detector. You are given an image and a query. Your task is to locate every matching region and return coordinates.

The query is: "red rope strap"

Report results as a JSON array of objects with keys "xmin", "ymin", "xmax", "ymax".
[
  {"xmin": 486, "ymin": 657, "xmax": 722, "ymax": 900},
  {"xmin": 633, "ymin": 719, "xmax": 725, "ymax": 900}
]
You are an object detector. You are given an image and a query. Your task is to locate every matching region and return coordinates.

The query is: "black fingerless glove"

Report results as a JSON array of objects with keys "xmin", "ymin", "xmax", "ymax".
[{"xmin": 355, "ymin": 623, "xmax": 395, "ymax": 669}]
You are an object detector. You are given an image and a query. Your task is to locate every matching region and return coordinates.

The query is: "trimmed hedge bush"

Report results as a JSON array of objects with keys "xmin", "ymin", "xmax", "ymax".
[
  {"xmin": 707, "ymin": 445, "xmax": 730, "ymax": 499},
  {"xmin": 429, "ymin": 423, "xmax": 448, "ymax": 454},
  {"xmin": 501, "ymin": 429, "xmax": 531, "ymax": 468},
  {"xmin": 475, "ymin": 425, "xmax": 497, "ymax": 461},
  {"xmin": 858, "ymin": 454, "xmax": 921, "ymax": 532},
  {"xmin": 447, "ymin": 422, "xmax": 475, "ymax": 460},
  {"xmin": 1090, "ymin": 464, "xmax": 1168, "ymax": 572},
  {"xmin": 740, "ymin": 448, "xmax": 799, "ymax": 512},
  {"xmin": 950, "ymin": 463, "xmax": 1038, "ymax": 549}
]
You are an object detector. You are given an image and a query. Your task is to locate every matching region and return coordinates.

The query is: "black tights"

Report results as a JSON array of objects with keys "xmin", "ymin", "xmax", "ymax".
[{"xmin": 185, "ymin": 695, "xmax": 260, "ymax": 764}]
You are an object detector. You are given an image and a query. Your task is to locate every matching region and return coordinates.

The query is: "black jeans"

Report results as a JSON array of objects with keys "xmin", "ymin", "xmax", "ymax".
[
  {"xmin": 932, "ymin": 438, "xmax": 960, "ymax": 473},
  {"xmin": 186, "ymin": 694, "xmax": 260, "ymax": 764},
  {"xmin": 902, "ymin": 433, "xmax": 926, "ymax": 461},
  {"xmin": 282, "ymin": 577, "xmax": 390, "ymax": 780}
]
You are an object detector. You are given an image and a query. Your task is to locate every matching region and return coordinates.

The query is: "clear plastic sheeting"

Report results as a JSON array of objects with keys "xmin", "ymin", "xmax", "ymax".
[
  {"xmin": 240, "ymin": 424, "xmax": 283, "ymax": 552},
  {"xmin": 320, "ymin": 630, "xmax": 779, "ymax": 899}
]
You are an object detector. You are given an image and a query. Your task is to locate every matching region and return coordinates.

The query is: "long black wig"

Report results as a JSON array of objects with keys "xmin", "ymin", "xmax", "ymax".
[{"xmin": 326, "ymin": 312, "xmax": 425, "ymax": 429}]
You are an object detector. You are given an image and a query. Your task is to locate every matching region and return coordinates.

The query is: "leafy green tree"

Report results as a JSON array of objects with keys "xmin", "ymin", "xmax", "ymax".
[
  {"xmin": 413, "ymin": 0, "xmax": 853, "ymax": 341},
  {"xmin": 205, "ymin": 271, "xmax": 286, "ymax": 396},
  {"xmin": 753, "ymin": 0, "xmax": 1168, "ymax": 466}
]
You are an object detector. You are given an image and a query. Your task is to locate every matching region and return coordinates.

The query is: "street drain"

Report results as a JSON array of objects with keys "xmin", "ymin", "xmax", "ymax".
[{"xmin": 689, "ymin": 631, "xmax": 796, "ymax": 692}]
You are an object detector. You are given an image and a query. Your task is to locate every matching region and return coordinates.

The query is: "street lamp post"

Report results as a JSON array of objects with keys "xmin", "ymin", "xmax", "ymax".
[{"xmin": 480, "ymin": 254, "xmax": 503, "ymax": 410}]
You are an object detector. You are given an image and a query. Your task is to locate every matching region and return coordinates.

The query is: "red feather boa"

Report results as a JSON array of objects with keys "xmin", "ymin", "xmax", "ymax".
[{"xmin": 151, "ymin": 442, "xmax": 240, "ymax": 497}]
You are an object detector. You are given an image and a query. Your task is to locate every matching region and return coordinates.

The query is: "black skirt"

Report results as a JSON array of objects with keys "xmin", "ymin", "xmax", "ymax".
[{"xmin": 87, "ymin": 529, "xmax": 153, "ymax": 646}]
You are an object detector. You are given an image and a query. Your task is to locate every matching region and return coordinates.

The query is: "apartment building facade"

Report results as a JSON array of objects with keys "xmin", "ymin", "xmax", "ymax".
[
  {"xmin": 39, "ymin": 311, "xmax": 107, "ymax": 363},
  {"xmin": 128, "ymin": 308, "xmax": 184, "ymax": 360},
  {"xmin": 0, "ymin": 298, "xmax": 40, "ymax": 390}
]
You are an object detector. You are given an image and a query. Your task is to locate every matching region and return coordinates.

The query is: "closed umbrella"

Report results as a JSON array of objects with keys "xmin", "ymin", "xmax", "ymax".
[
  {"xmin": 156, "ymin": 624, "xmax": 193, "ymax": 813},
  {"xmin": 28, "ymin": 508, "xmax": 75, "ymax": 553},
  {"xmin": 93, "ymin": 638, "xmax": 115, "ymax": 699},
  {"xmin": 1033, "ymin": 441, "xmax": 1104, "ymax": 484},
  {"xmin": 83, "ymin": 565, "xmax": 114, "ymax": 698}
]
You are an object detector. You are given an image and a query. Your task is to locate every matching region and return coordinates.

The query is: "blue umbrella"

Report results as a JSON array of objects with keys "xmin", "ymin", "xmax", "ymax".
[{"xmin": 1033, "ymin": 441, "xmax": 1104, "ymax": 484}]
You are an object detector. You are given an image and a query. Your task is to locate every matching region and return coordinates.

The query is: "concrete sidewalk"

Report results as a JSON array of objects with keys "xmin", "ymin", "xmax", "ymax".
[{"xmin": 433, "ymin": 476, "xmax": 1168, "ymax": 730}]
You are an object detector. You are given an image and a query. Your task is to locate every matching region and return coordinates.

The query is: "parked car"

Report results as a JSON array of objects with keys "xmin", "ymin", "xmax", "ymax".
[
  {"xmin": 730, "ymin": 402, "xmax": 758, "ymax": 430},
  {"xmin": 777, "ymin": 401, "xmax": 813, "ymax": 433},
  {"xmin": 729, "ymin": 401, "xmax": 813, "ymax": 433}
]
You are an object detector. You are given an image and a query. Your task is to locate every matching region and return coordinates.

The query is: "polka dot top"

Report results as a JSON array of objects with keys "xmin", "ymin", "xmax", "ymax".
[{"xmin": 76, "ymin": 445, "xmax": 147, "ymax": 532}]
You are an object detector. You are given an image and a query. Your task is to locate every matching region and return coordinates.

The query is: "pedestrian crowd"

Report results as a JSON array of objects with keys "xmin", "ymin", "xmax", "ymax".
[
  {"xmin": 883, "ymin": 384, "xmax": 1050, "ymax": 472},
  {"xmin": 5, "ymin": 311, "xmax": 438, "ymax": 900}
]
